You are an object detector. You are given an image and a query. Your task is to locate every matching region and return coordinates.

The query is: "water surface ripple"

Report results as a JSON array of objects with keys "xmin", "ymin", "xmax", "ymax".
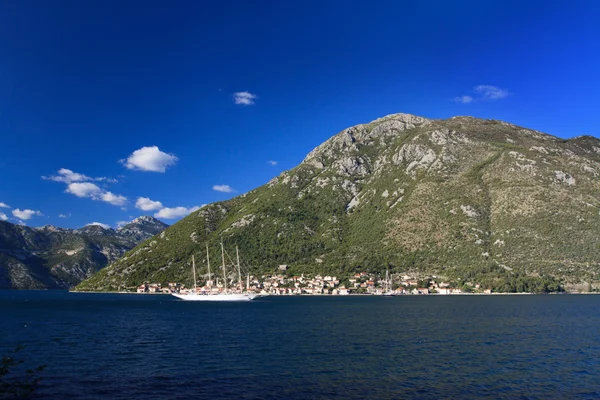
[{"xmin": 1, "ymin": 292, "xmax": 599, "ymax": 399}]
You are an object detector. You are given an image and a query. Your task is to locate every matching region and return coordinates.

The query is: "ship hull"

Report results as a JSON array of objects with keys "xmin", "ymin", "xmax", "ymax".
[{"xmin": 172, "ymin": 293, "xmax": 258, "ymax": 301}]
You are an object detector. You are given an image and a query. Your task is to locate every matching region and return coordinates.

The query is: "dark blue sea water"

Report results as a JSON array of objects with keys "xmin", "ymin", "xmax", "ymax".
[{"xmin": 1, "ymin": 292, "xmax": 600, "ymax": 399}]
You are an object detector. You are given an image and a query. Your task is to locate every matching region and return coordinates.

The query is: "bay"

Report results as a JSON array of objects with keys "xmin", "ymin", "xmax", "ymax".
[{"xmin": 1, "ymin": 291, "xmax": 600, "ymax": 399}]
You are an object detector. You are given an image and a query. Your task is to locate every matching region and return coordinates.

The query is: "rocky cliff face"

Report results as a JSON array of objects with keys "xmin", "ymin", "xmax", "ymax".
[
  {"xmin": 0, "ymin": 216, "xmax": 168, "ymax": 289},
  {"xmin": 77, "ymin": 113, "xmax": 600, "ymax": 291}
]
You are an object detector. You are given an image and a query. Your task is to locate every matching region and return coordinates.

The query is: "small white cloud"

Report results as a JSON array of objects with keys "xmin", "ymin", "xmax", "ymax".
[
  {"xmin": 0, "ymin": 202, "xmax": 10, "ymax": 208},
  {"xmin": 154, "ymin": 206, "xmax": 200, "ymax": 219},
  {"xmin": 16, "ymin": 220, "xmax": 26, "ymax": 226},
  {"xmin": 0, "ymin": 212, "xmax": 7, "ymax": 221},
  {"xmin": 101, "ymin": 192, "xmax": 127, "ymax": 206},
  {"xmin": 95, "ymin": 177, "xmax": 118, "ymax": 183},
  {"xmin": 43, "ymin": 168, "xmax": 117, "ymax": 184},
  {"xmin": 474, "ymin": 85, "xmax": 509, "ymax": 100},
  {"xmin": 12, "ymin": 209, "xmax": 43, "ymax": 220},
  {"xmin": 213, "ymin": 184, "xmax": 235, "ymax": 193},
  {"xmin": 86, "ymin": 222, "xmax": 111, "ymax": 229},
  {"xmin": 453, "ymin": 85, "xmax": 510, "ymax": 104},
  {"xmin": 135, "ymin": 197, "xmax": 164, "ymax": 211},
  {"xmin": 121, "ymin": 146, "xmax": 178, "ymax": 172},
  {"xmin": 65, "ymin": 182, "xmax": 127, "ymax": 207},
  {"xmin": 58, "ymin": 213, "xmax": 71, "ymax": 218},
  {"xmin": 267, "ymin": 160, "xmax": 278, "ymax": 166},
  {"xmin": 116, "ymin": 220, "xmax": 130, "ymax": 228},
  {"xmin": 233, "ymin": 91, "xmax": 257, "ymax": 105},
  {"xmin": 43, "ymin": 168, "xmax": 91, "ymax": 183},
  {"xmin": 453, "ymin": 95, "xmax": 473, "ymax": 104},
  {"xmin": 66, "ymin": 182, "xmax": 103, "ymax": 198}
]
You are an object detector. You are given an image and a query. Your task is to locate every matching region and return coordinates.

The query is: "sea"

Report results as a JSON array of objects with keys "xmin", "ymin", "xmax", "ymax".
[{"xmin": 1, "ymin": 291, "xmax": 599, "ymax": 399}]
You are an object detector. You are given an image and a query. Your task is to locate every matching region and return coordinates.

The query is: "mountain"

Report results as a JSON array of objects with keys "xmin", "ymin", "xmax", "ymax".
[
  {"xmin": 0, "ymin": 216, "xmax": 168, "ymax": 289},
  {"xmin": 77, "ymin": 113, "xmax": 600, "ymax": 292},
  {"xmin": 116, "ymin": 216, "xmax": 170, "ymax": 241}
]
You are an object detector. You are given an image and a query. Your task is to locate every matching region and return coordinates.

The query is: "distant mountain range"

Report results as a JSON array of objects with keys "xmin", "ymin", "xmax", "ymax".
[
  {"xmin": 0, "ymin": 216, "xmax": 168, "ymax": 289},
  {"xmin": 74, "ymin": 113, "xmax": 600, "ymax": 292}
]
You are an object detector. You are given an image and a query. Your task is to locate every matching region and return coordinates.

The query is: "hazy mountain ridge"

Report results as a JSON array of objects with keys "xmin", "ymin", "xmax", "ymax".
[
  {"xmin": 77, "ymin": 113, "xmax": 600, "ymax": 292},
  {"xmin": 0, "ymin": 216, "xmax": 168, "ymax": 289}
]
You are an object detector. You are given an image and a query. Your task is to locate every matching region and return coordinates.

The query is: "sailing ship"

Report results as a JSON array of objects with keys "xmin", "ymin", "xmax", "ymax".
[
  {"xmin": 172, "ymin": 243, "xmax": 259, "ymax": 301},
  {"xmin": 383, "ymin": 269, "xmax": 396, "ymax": 296}
]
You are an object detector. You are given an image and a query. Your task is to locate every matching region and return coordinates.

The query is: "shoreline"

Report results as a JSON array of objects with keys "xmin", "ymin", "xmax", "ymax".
[{"xmin": 68, "ymin": 290, "xmax": 592, "ymax": 296}]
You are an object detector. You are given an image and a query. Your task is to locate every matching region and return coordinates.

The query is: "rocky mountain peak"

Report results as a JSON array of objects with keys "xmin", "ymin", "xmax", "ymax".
[
  {"xmin": 118, "ymin": 215, "xmax": 167, "ymax": 229},
  {"xmin": 302, "ymin": 112, "xmax": 431, "ymax": 170},
  {"xmin": 116, "ymin": 216, "xmax": 169, "ymax": 242},
  {"xmin": 129, "ymin": 215, "xmax": 160, "ymax": 224},
  {"xmin": 76, "ymin": 224, "xmax": 116, "ymax": 237},
  {"xmin": 36, "ymin": 225, "xmax": 63, "ymax": 232}
]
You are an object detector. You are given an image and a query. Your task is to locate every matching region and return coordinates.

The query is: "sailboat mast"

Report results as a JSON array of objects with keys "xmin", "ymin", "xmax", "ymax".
[
  {"xmin": 386, "ymin": 269, "xmax": 391, "ymax": 292},
  {"xmin": 236, "ymin": 246, "xmax": 242, "ymax": 291},
  {"xmin": 221, "ymin": 242, "xmax": 227, "ymax": 293},
  {"xmin": 192, "ymin": 255, "xmax": 197, "ymax": 290},
  {"xmin": 206, "ymin": 242, "xmax": 211, "ymax": 285}
]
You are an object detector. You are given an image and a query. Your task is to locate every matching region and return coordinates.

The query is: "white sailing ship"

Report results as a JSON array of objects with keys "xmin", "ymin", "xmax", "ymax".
[
  {"xmin": 383, "ymin": 269, "xmax": 396, "ymax": 296},
  {"xmin": 172, "ymin": 243, "xmax": 259, "ymax": 301}
]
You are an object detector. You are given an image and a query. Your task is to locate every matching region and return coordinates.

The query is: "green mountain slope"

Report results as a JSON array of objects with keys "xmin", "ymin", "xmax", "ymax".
[{"xmin": 77, "ymin": 114, "xmax": 600, "ymax": 291}]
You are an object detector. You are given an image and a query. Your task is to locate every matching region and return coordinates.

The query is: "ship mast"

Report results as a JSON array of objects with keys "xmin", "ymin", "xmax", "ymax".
[
  {"xmin": 221, "ymin": 242, "xmax": 227, "ymax": 293},
  {"xmin": 386, "ymin": 269, "xmax": 392, "ymax": 293},
  {"xmin": 236, "ymin": 246, "xmax": 242, "ymax": 292},
  {"xmin": 192, "ymin": 255, "xmax": 197, "ymax": 291},
  {"xmin": 206, "ymin": 242, "xmax": 211, "ymax": 287}
]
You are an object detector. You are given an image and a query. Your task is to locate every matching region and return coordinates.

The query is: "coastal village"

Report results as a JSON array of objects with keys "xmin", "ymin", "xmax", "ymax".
[{"xmin": 136, "ymin": 265, "xmax": 492, "ymax": 295}]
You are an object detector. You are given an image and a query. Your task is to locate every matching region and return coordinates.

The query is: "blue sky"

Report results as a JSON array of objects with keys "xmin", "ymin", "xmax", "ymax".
[{"xmin": 0, "ymin": 0, "xmax": 598, "ymax": 228}]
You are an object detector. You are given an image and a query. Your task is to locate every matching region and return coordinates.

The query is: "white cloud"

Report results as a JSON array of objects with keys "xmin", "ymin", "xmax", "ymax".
[
  {"xmin": 453, "ymin": 85, "xmax": 510, "ymax": 104},
  {"xmin": 86, "ymin": 222, "xmax": 111, "ymax": 229},
  {"xmin": 473, "ymin": 85, "xmax": 509, "ymax": 100},
  {"xmin": 101, "ymin": 192, "xmax": 128, "ymax": 206},
  {"xmin": 0, "ymin": 212, "xmax": 7, "ymax": 221},
  {"xmin": 213, "ymin": 184, "xmax": 235, "ymax": 193},
  {"xmin": 116, "ymin": 220, "xmax": 130, "ymax": 228},
  {"xmin": 66, "ymin": 182, "xmax": 102, "ymax": 198},
  {"xmin": 453, "ymin": 95, "xmax": 473, "ymax": 104},
  {"xmin": 43, "ymin": 168, "xmax": 91, "ymax": 183},
  {"xmin": 42, "ymin": 168, "xmax": 116, "ymax": 184},
  {"xmin": 44, "ymin": 170, "xmax": 123, "ymax": 207},
  {"xmin": 267, "ymin": 160, "xmax": 278, "ymax": 166},
  {"xmin": 12, "ymin": 209, "xmax": 43, "ymax": 220},
  {"xmin": 154, "ymin": 206, "xmax": 200, "ymax": 219},
  {"xmin": 95, "ymin": 177, "xmax": 118, "ymax": 183},
  {"xmin": 65, "ymin": 182, "xmax": 127, "ymax": 207},
  {"xmin": 58, "ymin": 213, "xmax": 70, "ymax": 218},
  {"xmin": 0, "ymin": 202, "xmax": 10, "ymax": 208},
  {"xmin": 233, "ymin": 91, "xmax": 257, "ymax": 105},
  {"xmin": 121, "ymin": 146, "xmax": 178, "ymax": 172},
  {"xmin": 135, "ymin": 197, "xmax": 164, "ymax": 211}
]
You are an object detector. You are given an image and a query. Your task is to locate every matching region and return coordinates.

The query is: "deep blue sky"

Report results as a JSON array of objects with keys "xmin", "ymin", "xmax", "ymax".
[{"xmin": 0, "ymin": 0, "xmax": 598, "ymax": 228}]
